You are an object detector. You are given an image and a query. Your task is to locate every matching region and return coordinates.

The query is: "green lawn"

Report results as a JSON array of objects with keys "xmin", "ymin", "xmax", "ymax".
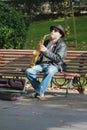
[{"xmin": 24, "ymin": 16, "xmax": 87, "ymax": 50}]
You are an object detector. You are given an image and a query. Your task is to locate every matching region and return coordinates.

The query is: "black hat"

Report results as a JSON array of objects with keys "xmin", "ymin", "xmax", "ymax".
[{"xmin": 50, "ymin": 25, "xmax": 65, "ymax": 38}]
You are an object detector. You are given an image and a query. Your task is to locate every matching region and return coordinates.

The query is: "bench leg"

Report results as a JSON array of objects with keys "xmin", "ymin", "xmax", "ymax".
[
  {"xmin": 66, "ymin": 79, "xmax": 73, "ymax": 97},
  {"xmin": 73, "ymin": 77, "xmax": 85, "ymax": 94}
]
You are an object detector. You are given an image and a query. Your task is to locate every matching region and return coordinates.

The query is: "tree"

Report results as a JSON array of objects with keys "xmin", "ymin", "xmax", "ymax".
[{"xmin": 0, "ymin": 2, "xmax": 26, "ymax": 49}]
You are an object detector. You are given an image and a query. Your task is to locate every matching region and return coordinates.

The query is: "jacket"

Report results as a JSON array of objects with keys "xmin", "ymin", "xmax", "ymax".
[{"xmin": 36, "ymin": 39, "xmax": 67, "ymax": 71}]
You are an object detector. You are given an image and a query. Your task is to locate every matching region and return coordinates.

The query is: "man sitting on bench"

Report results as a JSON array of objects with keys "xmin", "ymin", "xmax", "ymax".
[{"xmin": 25, "ymin": 25, "xmax": 67, "ymax": 100}]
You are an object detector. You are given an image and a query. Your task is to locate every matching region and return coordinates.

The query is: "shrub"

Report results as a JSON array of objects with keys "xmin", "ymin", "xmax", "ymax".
[{"xmin": 0, "ymin": 2, "xmax": 26, "ymax": 49}]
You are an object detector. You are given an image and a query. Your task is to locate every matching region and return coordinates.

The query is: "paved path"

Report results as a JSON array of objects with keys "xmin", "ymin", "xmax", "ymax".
[{"xmin": 0, "ymin": 90, "xmax": 87, "ymax": 130}]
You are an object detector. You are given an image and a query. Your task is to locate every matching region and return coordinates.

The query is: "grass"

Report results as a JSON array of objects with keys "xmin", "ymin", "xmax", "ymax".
[{"xmin": 24, "ymin": 16, "xmax": 87, "ymax": 50}]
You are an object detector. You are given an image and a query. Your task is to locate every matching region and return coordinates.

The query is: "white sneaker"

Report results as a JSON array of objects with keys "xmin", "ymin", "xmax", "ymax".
[
  {"xmin": 29, "ymin": 92, "xmax": 39, "ymax": 98},
  {"xmin": 29, "ymin": 93, "xmax": 46, "ymax": 100},
  {"xmin": 37, "ymin": 94, "xmax": 47, "ymax": 101}
]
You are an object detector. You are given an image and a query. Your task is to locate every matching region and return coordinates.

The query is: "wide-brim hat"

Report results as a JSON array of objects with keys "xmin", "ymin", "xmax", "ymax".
[{"xmin": 50, "ymin": 25, "xmax": 65, "ymax": 38}]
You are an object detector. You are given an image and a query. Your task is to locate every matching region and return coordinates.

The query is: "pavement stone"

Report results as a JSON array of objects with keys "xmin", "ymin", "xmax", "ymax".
[{"xmin": 0, "ymin": 89, "xmax": 87, "ymax": 130}]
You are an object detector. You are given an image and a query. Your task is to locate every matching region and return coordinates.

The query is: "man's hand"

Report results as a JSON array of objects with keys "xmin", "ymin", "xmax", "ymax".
[{"xmin": 39, "ymin": 45, "xmax": 47, "ymax": 52}]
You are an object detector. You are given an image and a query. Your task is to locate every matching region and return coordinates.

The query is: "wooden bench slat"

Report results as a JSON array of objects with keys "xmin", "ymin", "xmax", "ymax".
[{"xmin": 0, "ymin": 49, "xmax": 87, "ymax": 95}]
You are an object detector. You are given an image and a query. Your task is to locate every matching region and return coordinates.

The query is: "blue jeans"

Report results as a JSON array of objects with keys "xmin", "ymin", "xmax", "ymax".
[{"xmin": 25, "ymin": 63, "xmax": 58, "ymax": 96}]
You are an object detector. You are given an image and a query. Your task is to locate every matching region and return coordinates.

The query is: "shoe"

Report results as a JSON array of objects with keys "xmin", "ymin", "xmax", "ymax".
[
  {"xmin": 34, "ymin": 93, "xmax": 39, "ymax": 98},
  {"xmin": 28, "ymin": 92, "xmax": 39, "ymax": 98},
  {"xmin": 28, "ymin": 92, "xmax": 46, "ymax": 100},
  {"xmin": 36, "ymin": 94, "xmax": 47, "ymax": 101}
]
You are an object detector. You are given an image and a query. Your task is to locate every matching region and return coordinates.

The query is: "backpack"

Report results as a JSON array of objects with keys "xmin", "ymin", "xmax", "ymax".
[{"xmin": 0, "ymin": 78, "xmax": 26, "ymax": 101}]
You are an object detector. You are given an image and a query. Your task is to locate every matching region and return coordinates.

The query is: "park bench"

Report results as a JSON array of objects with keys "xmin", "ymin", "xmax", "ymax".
[{"xmin": 0, "ymin": 49, "xmax": 87, "ymax": 97}]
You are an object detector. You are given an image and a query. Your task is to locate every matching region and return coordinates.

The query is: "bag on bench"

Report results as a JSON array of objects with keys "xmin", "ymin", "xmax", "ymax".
[{"xmin": 0, "ymin": 78, "xmax": 26, "ymax": 101}]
